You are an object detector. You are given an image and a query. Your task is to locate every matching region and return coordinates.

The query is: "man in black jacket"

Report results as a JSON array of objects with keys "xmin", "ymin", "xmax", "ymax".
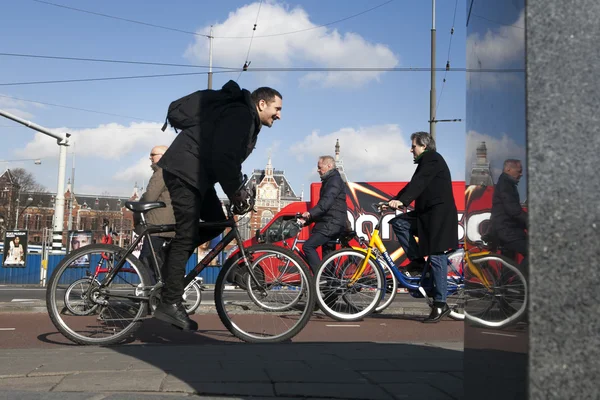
[
  {"xmin": 155, "ymin": 80, "xmax": 282, "ymax": 331},
  {"xmin": 489, "ymin": 159, "xmax": 528, "ymax": 269},
  {"xmin": 301, "ymin": 156, "xmax": 348, "ymax": 272},
  {"xmin": 388, "ymin": 131, "xmax": 458, "ymax": 323}
]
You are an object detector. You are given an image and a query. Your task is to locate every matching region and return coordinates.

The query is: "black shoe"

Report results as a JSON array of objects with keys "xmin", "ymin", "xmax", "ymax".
[
  {"xmin": 154, "ymin": 302, "xmax": 198, "ymax": 331},
  {"xmin": 423, "ymin": 303, "xmax": 451, "ymax": 323},
  {"xmin": 404, "ymin": 259, "xmax": 426, "ymax": 276}
]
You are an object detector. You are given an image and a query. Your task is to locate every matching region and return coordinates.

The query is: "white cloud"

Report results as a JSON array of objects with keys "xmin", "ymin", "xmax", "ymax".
[
  {"xmin": 14, "ymin": 122, "xmax": 175, "ymax": 159},
  {"xmin": 466, "ymin": 10, "xmax": 525, "ymax": 88},
  {"xmin": 185, "ymin": 2, "xmax": 399, "ymax": 88},
  {"xmin": 466, "ymin": 129, "xmax": 526, "ymax": 183},
  {"xmin": 113, "ymin": 156, "xmax": 153, "ymax": 186},
  {"xmin": 0, "ymin": 95, "xmax": 44, "ymax": 120},
  {"xmin": 289, "ymin": 124, "xmax": 416, "ymax": 182}
]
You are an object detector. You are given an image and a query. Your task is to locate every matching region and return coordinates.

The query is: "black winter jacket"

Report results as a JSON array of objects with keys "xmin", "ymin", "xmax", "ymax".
[
  {"xmin": 394, "ymin": 151, "xmax": 458, "ymax": 256},
  {"xmin": 489, "ymin": 172, "xmax": 527, "ymax": 243},
  {"xmin": 158, "ymin": 80, "xmax": 261, "ymax": 197},
  {"xmin": 308, "ymin": 169, "xmax": 348, "ymax": 237}
]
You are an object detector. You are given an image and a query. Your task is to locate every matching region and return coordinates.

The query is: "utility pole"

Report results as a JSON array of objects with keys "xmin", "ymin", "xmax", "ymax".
[
  {"xmin": 0, "ymin": 109, "xmax": 70, "ymax": 253},
  {"xmin": 430, "ymin": 0, "xmax": 437, "ymax": 140},
  {"xmin": 207, "ymin": 26, "xmax": 214, "ymax": 90},
  {"xmin": 67, "ymin": 146, "xmax": 75, "ymax": 231}
]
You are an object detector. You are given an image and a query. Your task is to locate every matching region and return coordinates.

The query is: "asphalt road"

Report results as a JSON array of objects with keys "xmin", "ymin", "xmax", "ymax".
[{"xmin": 0, "ymin": 285, "xmax": 425, "ymax": 307}]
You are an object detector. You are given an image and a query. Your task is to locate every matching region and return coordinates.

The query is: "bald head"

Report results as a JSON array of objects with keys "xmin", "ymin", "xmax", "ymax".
[{"xmin": 150, "ymin": 145, "xmax": 168, "ymax": 164}]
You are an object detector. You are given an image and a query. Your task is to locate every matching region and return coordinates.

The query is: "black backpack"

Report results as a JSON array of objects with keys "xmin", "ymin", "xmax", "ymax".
[{"xmin": 161, "ymin": 89, "xmax": 221, "ymax": 132}]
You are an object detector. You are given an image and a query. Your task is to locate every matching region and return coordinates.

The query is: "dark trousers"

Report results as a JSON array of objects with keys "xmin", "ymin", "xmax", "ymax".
[
  {"xmin": 139, "ymin": 235, "xmax": 170, "ymax": 283},
  {"xmin": 303, "ymin": 230, "xmax": 341, "ymax": 274},
  {"xmin": 501, "ymin": 238, "xmax": 528, "ymax": 273},
  {"xmin": 162, "ymin": 171, "xmax": 225, "ymax": 304}
]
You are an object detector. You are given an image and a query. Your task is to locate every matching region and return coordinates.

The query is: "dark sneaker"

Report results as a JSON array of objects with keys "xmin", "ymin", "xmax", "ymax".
[
  {"xmin": 423, "ymin": 303, "xmax": 451, "ymax": 323},
  {"xmin": 154, "ymin": 302, "xmax": 198, "ymax": 331}
]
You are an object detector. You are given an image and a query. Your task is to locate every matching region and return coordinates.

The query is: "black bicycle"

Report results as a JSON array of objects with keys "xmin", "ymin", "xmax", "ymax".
[{"xmin": 46, "ymin": 181, "xmax": 315, "ymax": 345}]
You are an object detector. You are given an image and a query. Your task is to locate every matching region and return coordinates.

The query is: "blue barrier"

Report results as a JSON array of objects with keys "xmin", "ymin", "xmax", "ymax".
[{"xmin": 0, "ymin": 252, "xmax": 223, "ymax": 285}]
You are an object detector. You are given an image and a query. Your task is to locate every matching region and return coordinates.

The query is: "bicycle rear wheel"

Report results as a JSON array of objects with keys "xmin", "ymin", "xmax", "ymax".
[
  {"xmin": 215, "ymin": 244, "xmax": 314, "ymax": 343},
  {"xmin": 315, "ymin": 249, "xmax": 384, "ymax": 322},
  {"xmin": 46, "ymin": 244, "xmax": 151, "ymax": 345},
  {"xmin": 465, "ymin": 254, "xmax": 527, "ymax": 328},
  {"xmin": 183, "ymin": 280, "xmax": 202, "ymax": 314}
]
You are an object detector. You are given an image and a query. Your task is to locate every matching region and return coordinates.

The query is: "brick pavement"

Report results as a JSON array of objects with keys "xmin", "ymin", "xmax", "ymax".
[{"xmin": 0, "ymin": 342, "xmax": 463, "ymax": 400}]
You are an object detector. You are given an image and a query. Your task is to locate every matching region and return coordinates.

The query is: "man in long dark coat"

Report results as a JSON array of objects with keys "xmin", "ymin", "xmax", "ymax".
[{"xmin": 388, "ymin": 131, "xmax": 458, "ymax": 323}]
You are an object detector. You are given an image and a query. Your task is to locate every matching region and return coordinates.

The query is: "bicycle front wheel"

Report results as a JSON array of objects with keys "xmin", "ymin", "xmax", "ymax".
[
  {"xmin": 215, "ymin": 244, "xmax": 315, "ymax": 343},
  {"xmin": 315, "ymin": 249, "xmax": 384, "ymax": 321},
  {"xmin": 46, "ymin": 244, "xmax": 151, "ymax": 345},
  {"xmin": 373, "ymin": 263, "xmax": 398, "ymax": 313}
]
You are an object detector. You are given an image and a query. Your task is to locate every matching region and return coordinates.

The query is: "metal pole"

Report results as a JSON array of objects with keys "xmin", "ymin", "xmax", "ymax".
[
  {"xmin": 208, "ymin": 26, "xmax": 214, "ymax": 89},
  {"xmin": 429, "ymin": 0, "xmax": 437, "ymax": 140},
  {"xmin": 52, "ymin": 141, "xmax": 68, "ymax": 253},
  {"xmin": 14, "ymin": 190, "xmax": 20, "ymax": 230},
  {"xmin": 0, "ymin": 109, "xmax": 71, "ymax": 253}
]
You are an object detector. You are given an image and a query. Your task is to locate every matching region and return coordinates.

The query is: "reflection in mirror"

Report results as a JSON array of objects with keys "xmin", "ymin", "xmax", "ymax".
[{"xmin": 464, "ymin": 0, "xmax": 528, "ymax": 398}]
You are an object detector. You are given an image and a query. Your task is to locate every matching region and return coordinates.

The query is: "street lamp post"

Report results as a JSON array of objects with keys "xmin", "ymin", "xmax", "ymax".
[{"xmin": 0, "ymin": 109, "xmax": 70, "ymax": 253}]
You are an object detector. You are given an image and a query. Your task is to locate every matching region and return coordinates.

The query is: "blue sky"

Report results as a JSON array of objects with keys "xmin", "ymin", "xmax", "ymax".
[{"xmin": 0, "ymin": 0, "xmax": 471, "ymax": 199}]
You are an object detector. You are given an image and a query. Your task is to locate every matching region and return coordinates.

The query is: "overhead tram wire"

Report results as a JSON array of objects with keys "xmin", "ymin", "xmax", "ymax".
[
  {"xmin": 0, "ymin": 52, "xmax": 239, "ymax": 70},
  {"xmin": 435, "ymin": 0, "xmax": 458, "ymax": 113},
  {"xmin": 0, "ymin": 67, "xmax": 522, "ymax": 87},
  {"xmin": 236, "ymin": 0, "xmax": 263, "ymax": 82},
  {"xmin": 0, "ymin": 70, "xmax": 234, "ymax": 87},
  {"xmin": 31, "ymin": 0, "xmax": 395, "ymax": 39},
  {"xmin": 0, "ymin": 94, "xmax": 156, "ymax": 122}
]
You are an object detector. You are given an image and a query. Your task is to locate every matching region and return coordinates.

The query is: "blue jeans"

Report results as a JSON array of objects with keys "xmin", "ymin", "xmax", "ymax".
[
  {"xmin": 390, "ymin": 213, "xmax": 448, "ymax": 304},
  {"xmin": 389, "ymin": 213, "xmax": 421, "ymax": 261},
  {"xmin": 428, "ymin": 254, "xmax": 448, "ymax": 304}
]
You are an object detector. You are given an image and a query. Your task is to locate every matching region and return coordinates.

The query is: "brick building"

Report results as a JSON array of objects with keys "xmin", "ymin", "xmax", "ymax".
[{"xmin": 0, "ymin": 170, "xmax": 138, "ymax": 247}]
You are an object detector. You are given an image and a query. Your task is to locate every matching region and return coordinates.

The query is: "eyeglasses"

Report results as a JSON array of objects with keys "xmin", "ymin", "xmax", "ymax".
[{"xmin": 150, "ymin": 153, "xmax": 163, "ymax": 157}]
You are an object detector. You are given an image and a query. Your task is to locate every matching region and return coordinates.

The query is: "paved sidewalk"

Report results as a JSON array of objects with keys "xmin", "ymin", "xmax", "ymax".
[{"xmin": 0, "ymin": 341, "xmax": 463, "ymax": 400}]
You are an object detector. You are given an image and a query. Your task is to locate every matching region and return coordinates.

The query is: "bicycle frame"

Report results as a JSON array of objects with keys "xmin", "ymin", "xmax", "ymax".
[{"xmin": 96, "ymin": 208, "xmax": 266, "ymax": 302}]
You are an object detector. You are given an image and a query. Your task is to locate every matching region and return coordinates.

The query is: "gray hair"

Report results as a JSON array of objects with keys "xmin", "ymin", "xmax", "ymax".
[
  {"xmin": 503, "ymin": 159, "xmax": 522, "ymax": 170},
  {"xmin": 410, "ymin": 131, "xmax": 436, "ymax": 152},
  {"xmin": 319, "ymin": 155, "xmax": 336, "ymax": 168}
]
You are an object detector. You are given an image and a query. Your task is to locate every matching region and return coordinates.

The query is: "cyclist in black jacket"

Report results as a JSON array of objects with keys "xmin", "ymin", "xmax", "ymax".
[
  {"xmin": 156, "ymin": 81, "xmax": 282, "ymax": 331},
  {"xmin": 489, "ymin": 159, "xmax": 528, "ymax": 270},
  {"xmin": 301, "ymin": 156, "xmax": 348, "ymax": 272}
]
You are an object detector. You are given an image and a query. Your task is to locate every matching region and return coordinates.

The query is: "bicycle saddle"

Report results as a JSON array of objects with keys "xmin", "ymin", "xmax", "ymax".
[{"xmin": 125, "ymin": 201, "xmax": 166, "ymax": 213}]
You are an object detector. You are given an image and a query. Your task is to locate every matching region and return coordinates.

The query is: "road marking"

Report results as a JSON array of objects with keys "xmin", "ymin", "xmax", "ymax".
[
  {"xmin": 0, "ymin": 288, "xmax": 46, "ymax": 291},
  {"xmin": 326, "ymin": 324, "xmax": 361, "ymax": 328},
  {"xmin": 0, "ymin": 328, "xmax": 16, "ymax": 331},
  {"xmin": 10, "ymin": 299, "xmax": 37, "ymax": 302},
  {"xmin": 481, "ymin": 331, "xmax": 517, "ymax": 338}
]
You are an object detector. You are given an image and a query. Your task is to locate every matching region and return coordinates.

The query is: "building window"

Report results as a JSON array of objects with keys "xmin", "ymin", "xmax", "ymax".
[
  {"xmin": 261, "ymin": 210, "xmax": 274, "ymax": 228},
  {"xmin": 35, "ymin": 214, "xmax": 41, "ymax": 230},
  {"xmin": 45, "ymin": 215, "xmax": 53, "ymax": 228},
  {"xmin": 23, "ymin": 214, "xmax": 31, "ymax": 230}
]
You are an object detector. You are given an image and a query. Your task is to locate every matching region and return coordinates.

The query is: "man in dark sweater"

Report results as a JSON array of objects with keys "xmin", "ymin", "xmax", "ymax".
[{"xmin": 156, "ymin": 81, "xmax": 282, "ymax": 331}]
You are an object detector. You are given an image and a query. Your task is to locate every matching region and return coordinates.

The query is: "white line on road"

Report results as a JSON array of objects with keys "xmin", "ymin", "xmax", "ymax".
[
  {"xmin": 10, "ymin": 299, "xmax": 37, "ymax": 302},
  {"xmin": 481, "ymin": 331, "xmax": 517, "ymax": 338},
  {"xmin": 326, "ymin": 324, "xmax": 361, "ymax": 328},
  {"xmin": 0, "ymin": 288, "xmax": 46, "ymax": 291},
  {"xmin": 0, "ymin": 328, "xmax": 16, "ymax": 331}
]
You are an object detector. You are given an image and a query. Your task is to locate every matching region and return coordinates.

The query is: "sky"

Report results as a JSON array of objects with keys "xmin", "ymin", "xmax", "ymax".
[{"xmin": 0, "ymin": 0, "xmax": 479, "ymax": 200}]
